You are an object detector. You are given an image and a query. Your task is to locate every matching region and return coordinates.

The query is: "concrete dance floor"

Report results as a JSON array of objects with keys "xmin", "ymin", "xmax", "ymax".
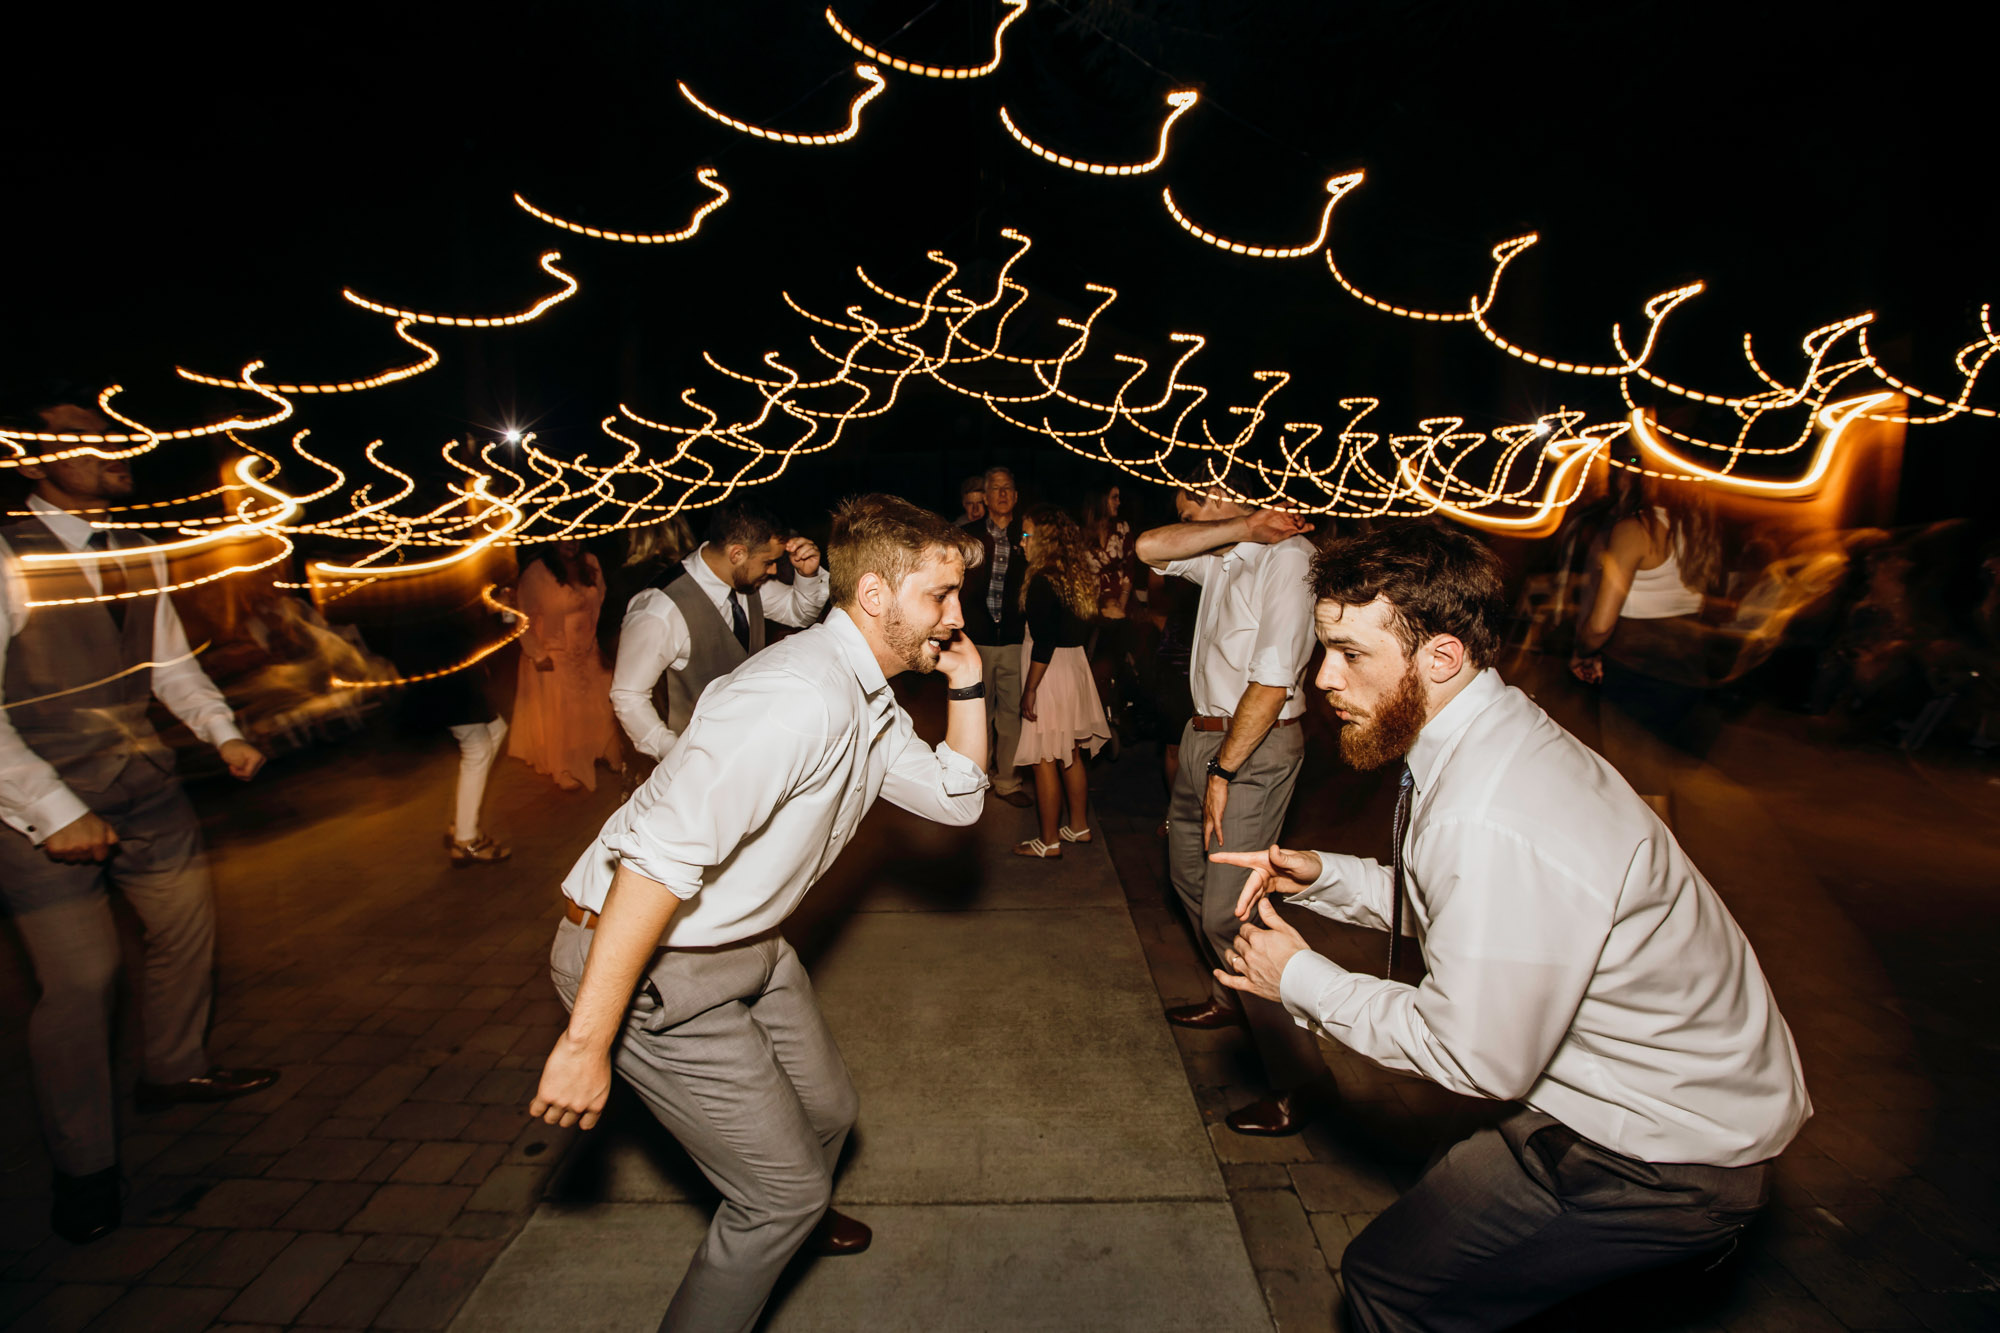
[{"xmin": 453, "ymin": 798, "xmax": 1269, "ymax": 1332}]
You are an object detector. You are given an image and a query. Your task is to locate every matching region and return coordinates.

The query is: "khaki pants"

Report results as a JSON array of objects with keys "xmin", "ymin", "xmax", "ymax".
[{"xmin": 975, "ymin": 640, "xmax": 1025, "ymax": 794}]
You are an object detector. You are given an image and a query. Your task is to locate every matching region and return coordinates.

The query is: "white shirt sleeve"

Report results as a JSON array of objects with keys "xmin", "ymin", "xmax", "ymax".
[
  {"xmin": 0, "ymin": 586, "xmax": 92, "ymax": 843},
  {"xmin": 606, "ymin": 671, "xmax": 829, "ymax": 899},
  {"xmin": 1283, "ymin": 850, "xmax": 1398, "ymax": 932},
  {"xmin": 1277, "ymin": 818, "xmax": 1611, "ymax": 1103},
  {"xmin": 610, "ymin": 590, "xmax": 693, "ymax": 762},
  {"xmin": 149, "ymin": 558, "xmax": 245, "ymax": 750},
  {"xmin": 758, "ymin": 568, "xmax": 831, "ymax": 628},
  {"xmin": 1161, "ymin": 554, "xmax": 1212, "ymax": 585},
  {"xmin": 1246, "ymin": 543, "xmax": 1314, "ymax": 692},
  {"xmin": 878, "ymin": 708, "xmax": 989, "ymax": 826}
]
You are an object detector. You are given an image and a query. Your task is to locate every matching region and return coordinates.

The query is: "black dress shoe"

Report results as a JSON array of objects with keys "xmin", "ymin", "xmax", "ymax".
[
  {"xmin": 807, "ymin": 1208, "xmax": 872, "ymax": 1256},
  {"xmin": 994, "ymin": 788, "xmax": 1034, "ymax": 808},
  {"xmin": 1226, "ymin": 1093, "xmax": 1309, "ymax": 1137},
  {"xmin": 51, "ymin": 1167, "xmax": 121, "ymax": 1244},
  {"xmin": 134, "ymin": 1067, "xmax": 280, "ymax": 1111},
  {"xmin": 1164, "ymin": 998, "xmax": 1240, "ymax": 1030}
]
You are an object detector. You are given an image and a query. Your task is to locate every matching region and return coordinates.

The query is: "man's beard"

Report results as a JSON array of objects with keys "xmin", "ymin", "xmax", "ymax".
[
  {"xmin": 1334, "ymin": 657, "xmax": 1428, "ymax": 771},
  {"xmin": 883, "ymin": 600, "xmax": 942, "ymax": 674}
]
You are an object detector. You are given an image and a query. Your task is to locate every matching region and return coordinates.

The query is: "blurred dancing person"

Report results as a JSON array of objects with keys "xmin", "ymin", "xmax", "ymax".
[
  {"xmin": 530, "ymin": 496, "xmax": 987, "ymax": 1333},
  {"xmin": 960, "ymin": 466, "xmax": 1031, "ymax": 806},
  {"xmin": 609, "ymin": 503, "xmax": 827, "ymax": 768},
  {"xmin": 1215, "ymin": 522, "xmax": 1808, "ymax": 1331},
  {"xmin": 1011, "ymin": 507, "xmax": 1111, "ymax": 858},
  {"xmin": 0, "ymin": 397, "xmax": 276, "ymax": 1244},
  {"xmin": 1136, "ymin": 486, "xmax": 1325, "ymax": 1136},
  {"xmin": 510, "ymin": 539, "xmax": 622, "ymax": 791},
  {"xmin": 1570, "ymin": 468, "xmax": 1722, "ymax": 824},
  {"xmin": 1082, "ymin": 482, "xmax": 1136, "ymax": 714}
]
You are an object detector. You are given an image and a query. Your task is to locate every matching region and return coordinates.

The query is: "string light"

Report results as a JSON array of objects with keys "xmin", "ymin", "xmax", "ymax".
[
  {"xmin": 678, "ymin": 64, "xmax": 886, "ymax": 146},
  {"xmin": 823, "ymin": 0, "xmax": 1026, "ymax": 79},
  {"xmin": 341, "ymin": 252, "xmax": 578, "ymax": 328},
  {"xmin": 999, "ymin": 90, "xmax": 1198, "ymax": 176},
  {"xmin": 1163, "ymin": 172, "xmax": 1362, "ymax": 259},
  {"xmin": 1, "ymin": 366, "xmax": 293, "ymax": 462},
  {"xmin": 329, "ymin": 586, "xmax": 528, "ymax": 690},
  {"xmin": 177, "ymin": 320, "xmax": 440, "ymax": 396},
  {"xmin": 513, "ymin": 168, "xmax": 731, "ymax": 243}
]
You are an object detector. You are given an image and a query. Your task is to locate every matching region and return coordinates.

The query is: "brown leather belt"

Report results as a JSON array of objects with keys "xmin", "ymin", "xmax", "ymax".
[
  {"xmin": 1190, "ymin": 714, "xmax": 1303, "ymax": 732},
  {"xmin": 563, "ymin": 900, "xmax": 599, "ymax": 930}
]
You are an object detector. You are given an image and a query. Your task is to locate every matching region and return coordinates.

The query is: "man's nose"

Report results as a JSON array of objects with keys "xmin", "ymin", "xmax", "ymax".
[
  {"xmin": 1315, "ymin": 655, "xmax": 1342, "ymax": 692},
  {"xmin": 943, "ymin": 594, "xmax": 964, "ymax": 630}
]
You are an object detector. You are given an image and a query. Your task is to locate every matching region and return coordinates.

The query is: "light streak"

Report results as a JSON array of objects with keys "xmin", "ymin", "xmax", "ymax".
[
  {"xmin": 1626, "ymin": 394, "xmax": 1896, "ymax": 497},
  {"xmin": 342, "ymin": 252, "xmax": 578, "ymax": 328},
  {"xmin": 513, "ymin": 168, "xmax": 731, "ymax": 243},
  {"xmin": 678, "ymin": 64, "xmax": 886, "ymax": 146},
  {"xmin": 329, "ymin": 586, "xmax": 528, "ymax": 690},
  {"xmin": 999, "ymin": 90, "xmax": 1198, "ymax": 176},
  {"xmin": 177, "ymin": 320, "xmax": 440, "ymax": 395},
  {"xmin": 1, "ymin": 642, "xmax": 210, "ymax": 710},
  {"xmin": 824, "ymin": 0, "xmax": 1026, "ymax": 79},
  {"xmin": 1162, "ymin": 172, "xmax": 1362, "ymax": 259},
  {"xmin": 1, "ymin": 366, "xmax": 293, "ymax": 460}
]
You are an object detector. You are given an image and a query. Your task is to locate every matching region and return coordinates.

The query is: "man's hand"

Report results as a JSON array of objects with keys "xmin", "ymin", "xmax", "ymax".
[
  {"xmin": 534, "ymin": 655, "xmax": 556, "ymax": 672},
  {"xmin": 1244, "ymin": 509, "xmax": 1312, "ymax": 545},
  {"xmin": 1020, "ymin": 686, "xmax": 1038, "ymax": 723},
  {"xmin": 528, "ymin": 1031, "xmax": 613, "ymax": 1130},
  {"xmin": 1211, "ymin": 843, "xmax": 1326, "ymax": 919},
  {"xmin": 1569, "ymin": 653, "xmax": 1603, "ymax": 685},
  {"xmin": 1202, "ymin": 774, "xmax": 1228, "ymax": 850},
  {"xmin": 219, "ymin": 739, "xmax": 266, "ymax": 781},
  {"xmin": 43, "ymin": 812, "xmax": 118, "ymax": 864},
  {"xmin": 937, "ymin": 631, "xmax": 982, "ymax": 690},
  {"xmin": 785, "ymin": 536, "xmax": 823, "ymax": 578},
  {"xmin": 1214, "ymin": 898, "xmax": 1310, "ymax": 1004}
]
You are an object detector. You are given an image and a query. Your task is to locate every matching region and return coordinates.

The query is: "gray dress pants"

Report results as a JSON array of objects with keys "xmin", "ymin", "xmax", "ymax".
[
  {"xmin": 0, "ymin": 760, "xmax": 215, "ymax": 1175},
  {"xmin": 1167, "ymin": 720, "xmax": 1322, "ymax": 1092},
  {"xmin": 975, "ymin": 640, "xmax": 1025, "ymax": 794},
  {"xmin": 1342, "ymin": 1109, "xmax": 1771, "ymax": 1332},
  {"xmin": 550, "ymin": 920, "xmax": 859, "ymax": 1333}
]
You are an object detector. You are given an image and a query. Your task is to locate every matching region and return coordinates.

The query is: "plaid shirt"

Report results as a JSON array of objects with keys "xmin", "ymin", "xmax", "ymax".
[{"xmin": 984, "ymin": 517, "xmax": 1011, "ymax": 623}]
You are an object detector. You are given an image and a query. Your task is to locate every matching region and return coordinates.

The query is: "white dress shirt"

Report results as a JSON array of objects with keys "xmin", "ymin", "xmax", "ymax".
[
  {"xmin": 1, "ymin": 496, "xmax": 244, "ymax": 843},
  {"xmin": 1163, "ymin": 536, "xmax": 1316, "ymax": 719},
  {"xmin": 1278, "ymin": 668, "xmax": 1810, "ymax": 1167},
  {"xmin": 610, "ymin": 543, "xmax": 831, "ymax": 760},
  {"xmin": 567, "ymin": 608, "xmax": 986, "ymax": 947}
]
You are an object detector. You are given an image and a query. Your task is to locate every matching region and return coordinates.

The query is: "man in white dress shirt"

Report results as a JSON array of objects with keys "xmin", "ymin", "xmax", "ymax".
[
  {"xmin": 530, "ymin": 494, "xmax": 988, "ymax": 1333},
  {"xmin": 1213, "ymin": 521, "xmax": 1810, "ymax": 1331},
  {"xmin": 1135, "ymin": 486, "xmax": 1329, "ymax": 1138},
  {"xmin": 1, "ymin": 399, "xmax": 277, "ymax": 1245},
  {"xmin": 610, "ymin": 502, "xmax": 829, "ymax": 765}
]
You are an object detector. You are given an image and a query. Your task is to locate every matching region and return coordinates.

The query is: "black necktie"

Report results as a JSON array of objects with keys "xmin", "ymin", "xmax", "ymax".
[
  {"xmin": 1387, "ymin": 762, "xmax": 1414, "ymax": 979},
  {"xmin": 729, "ymin": 593, "xmax": 750, "ymax": 651},
  {"xmin": 86, "ymin": 530, "xmax": 128, "ymax": 632}
]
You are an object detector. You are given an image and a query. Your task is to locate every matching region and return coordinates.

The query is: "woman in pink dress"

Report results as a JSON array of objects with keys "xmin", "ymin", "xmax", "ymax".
[
  {"xmin": 1011, "ymin": 507, "xmax": 1113, "ymax": 859},
  {"xmin": 508, "ymin": 540, "xmax": 622, "ymax": 791}
]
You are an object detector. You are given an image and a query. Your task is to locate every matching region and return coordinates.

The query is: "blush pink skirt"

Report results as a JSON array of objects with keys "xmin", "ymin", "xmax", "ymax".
[{"xmin": 1012, "ymin": 635, "xmax": 1112, "ymax": 768}]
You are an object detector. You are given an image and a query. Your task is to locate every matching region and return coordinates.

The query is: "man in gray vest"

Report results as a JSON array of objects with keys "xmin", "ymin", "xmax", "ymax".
[
  {"xmin": 610, "ymin": 502, "xmax": 829, "ymax": 766},
  {"xmin": 1, "ymin": 397, "xmax": 278, "ymax": 1245}
]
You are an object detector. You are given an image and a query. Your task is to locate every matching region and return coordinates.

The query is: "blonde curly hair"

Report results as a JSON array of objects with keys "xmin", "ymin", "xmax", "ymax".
[{"xmin": 1018, "ymin": 505, "xmax": 1098, "ymax": 620}]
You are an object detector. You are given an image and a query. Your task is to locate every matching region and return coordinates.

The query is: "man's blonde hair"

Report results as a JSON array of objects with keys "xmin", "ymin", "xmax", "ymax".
[{"xmin": 828, "ymin": 494, "xmax": 982, "ymax": 605}]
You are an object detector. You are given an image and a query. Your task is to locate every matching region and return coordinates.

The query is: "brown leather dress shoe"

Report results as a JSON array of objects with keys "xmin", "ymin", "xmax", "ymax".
[
  {"xmin": 994, "ymin": 788, "xmax": 1034, "ymax": 809},
  {"xmin": 807, "ymin": 1208, "xmax": 872, "ymax": 1256},
  {"xmin": 1164, "ymin": 998, "xmax": 1240, "ymax": 1030},
  {"xmin": 1225, "ymin": 1094, "xmax": 1308, "ymax": 1137},
  {"xmin": 134, "ymin": 1067, "xmax": 280, "ymax": 1112}
]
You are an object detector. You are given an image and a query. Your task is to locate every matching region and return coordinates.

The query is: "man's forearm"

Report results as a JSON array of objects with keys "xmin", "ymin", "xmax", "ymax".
[
  {"xmin": 944, "ymin": 697, "xmax": 989, "ymax": 773},
  {"xmin": 564, "ymin": 864, "xmax": 681, "ymax": 1051},
  {"xmin": 1136, "ymin": 517, "xmax": 1253, "ymax": 568},
  {"xmin": 1218, "ymin": 683, "xmax": 1288, "ymax": 771}
]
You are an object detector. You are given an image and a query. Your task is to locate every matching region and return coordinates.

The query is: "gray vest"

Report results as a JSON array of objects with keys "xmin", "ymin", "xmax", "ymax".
[
  {"xmin": 659, "ymin": 571, "xmax": 765, "ymax": 734},
  {"xmin": 1, "ymin": 515, "xmax": 173, "ymax": 793}
]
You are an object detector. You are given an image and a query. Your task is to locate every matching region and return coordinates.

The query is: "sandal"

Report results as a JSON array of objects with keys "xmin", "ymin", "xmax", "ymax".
[
  {"xmin": 1058, "ymin": 825, "xmax": 1093, "ymax": 843},
  {"xmin": 1011, "ymin": 838, "xmax": 1062, "ymax": 859},
  {"xmin": 451, "ymin": 835, "xmax": 512, "ymax": 868}
]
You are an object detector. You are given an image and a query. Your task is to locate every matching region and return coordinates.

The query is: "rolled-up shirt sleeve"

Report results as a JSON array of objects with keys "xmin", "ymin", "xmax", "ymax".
[
  {"xmin": 1277, "ymin": 819, "xmax": 1610, "ymax": 1103},
  {"xmin": 879, "ymin": 713, "xmax": 988, "ymax": 826},
  {"xmin": 151, "ymin": 572, "xmax": 244, "ymax": 749},
  {"xmin": 759, "ymin": 568, "xmax": 830, "ymax": 628},
  {"xmin": 607, "ymin": 672, "xmax": 827, "ymax": 898},
  {"xmin": 1247, "ymin": 543, "xmax": 1314, "ymax": 692},
  {"xmin": 610, "ymin": 591, "xmax": 691, "ymax": 761},
  {"xmin": 1160, "ymin": 554, "xmax": 1213, "ymax": 585}
]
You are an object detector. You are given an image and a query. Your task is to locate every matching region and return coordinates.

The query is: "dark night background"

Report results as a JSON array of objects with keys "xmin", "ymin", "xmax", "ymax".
[{"xmin": 6, "ymin": 0, "xmax": 1993, "ymax": 528}]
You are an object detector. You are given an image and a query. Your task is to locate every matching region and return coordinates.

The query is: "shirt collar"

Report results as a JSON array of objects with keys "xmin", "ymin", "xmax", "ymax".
[
  {"xmin": 686, "ymin": 542, "xmax": 739, "ymax": 611},
  {"xmin": 1406, "ymin": 667, "xmax": 1504, "ymax": 792},
  {"xmin": 985, "ymin": 516, "xmax": 1013, "ymax": 541},
  {"xmin": 824, "ymin": 607, "xmax": 889, "ymax": 700},
  {"xmin": 27, "ymin": 494, "xmax": 98, "ymax": 550}
]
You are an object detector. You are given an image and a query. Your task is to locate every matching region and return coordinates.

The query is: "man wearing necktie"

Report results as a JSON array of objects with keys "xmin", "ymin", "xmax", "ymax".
[
  {"xmin": 610, "ymin": 502, "xmax": 829, "ymax": 769},
  {"xmin": 1212, "ymin": 521, "xmax": 1810, "ymax": 1331},
  {"xmin": 1, "ymin": 398, "xmax": 277, "ymax": 1246}
]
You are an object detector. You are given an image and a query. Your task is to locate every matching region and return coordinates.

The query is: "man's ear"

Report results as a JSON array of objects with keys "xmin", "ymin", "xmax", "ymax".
[
  {"xmin": 854, "ymin": 570, "xmax": 887, "ymax": 619},
  {"xmin": 1422, "ymin": 633, "xmax": 1468, "ymax": 684},
  {"xmin": 726, "ymin": 542, "xmax": 749, "ymax": 566},
  {"xmin": 17, "ymin": 463, "xmax": 47, "ymax": 483}
]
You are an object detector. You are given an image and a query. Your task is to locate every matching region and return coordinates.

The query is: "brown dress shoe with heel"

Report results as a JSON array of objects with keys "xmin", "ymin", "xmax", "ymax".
[
  {"xmin": 808, "ymin": 1208, "xmax": 872, "ymax": 1256},
  {"xmin": 1164, "ymin": 998, "xmax": 1240, "ymax": 1030},
  {"xmin": 134, "ymin": 1067, "xmax": 280, "ymax": 1111},
  {"xmin": 1225, "ymin": 1093, "xmax": 1309, "ymax": 1137}
]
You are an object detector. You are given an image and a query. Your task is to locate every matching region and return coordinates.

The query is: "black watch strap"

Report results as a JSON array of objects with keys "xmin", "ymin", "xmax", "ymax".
[
  {"xmin": 1206, "ymin": 756, "xmax": 1238, "ymax": 783},
  {"xmin": 947, "ymin": 681, "xmax": 986, "ymax": 701}
]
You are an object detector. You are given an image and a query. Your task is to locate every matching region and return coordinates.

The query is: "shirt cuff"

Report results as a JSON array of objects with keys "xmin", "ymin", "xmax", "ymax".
[
  {"xmin": 200, "ymin": 717, "xmax": 246, "ymax": 750},
  {"xmin": 1245, "ymin": 647, "xmax": 1303, "ymax": 693},
  {"xmin": 934, "ymin": 741, "xmax": 991, "ymax": 794},
  {"xmin": 606, "ymin": 840, "xmax": 704, "ymax": 900},
  {"xmin": 1278, "ymin": 948, "xmax": 1354, "ymax": 1029},
  {"xmin": 638, "ymin": 726, "xmax": 676, "ymax": 763},
  {"xmin": 12, "ymin": 785, "xmax": 93, "ymax": 846}
]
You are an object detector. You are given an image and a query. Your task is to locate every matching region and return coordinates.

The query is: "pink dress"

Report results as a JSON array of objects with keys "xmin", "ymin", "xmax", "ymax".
[{"xmin": 508, "ymin": 555, "xmax": 622, "ymax": 789}]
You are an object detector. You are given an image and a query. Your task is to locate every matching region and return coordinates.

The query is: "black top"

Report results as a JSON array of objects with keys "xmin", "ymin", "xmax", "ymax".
[
  {"xmin": 1024, "ymin": 576, "xmax": 1090, "ymax": 664},
  {"xmin": 959, "ymin": 516, "xmax": 1027, "ymax": 645}
]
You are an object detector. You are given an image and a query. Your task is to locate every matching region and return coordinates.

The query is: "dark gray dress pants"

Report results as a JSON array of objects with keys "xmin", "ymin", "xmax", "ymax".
[{"xmin": 1343, "ymin": 1109, "xmax": 1772, "ymax": 1332}]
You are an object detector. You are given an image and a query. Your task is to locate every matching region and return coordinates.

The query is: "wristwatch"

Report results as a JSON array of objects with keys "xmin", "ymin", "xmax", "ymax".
[
  {"xmin": 947, "ymin": 681, "xmax": 986, "ymax": 701},
  {"xmin": 1205, "ymin": 756, "xmax": 1237, "ymax": 783}
]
